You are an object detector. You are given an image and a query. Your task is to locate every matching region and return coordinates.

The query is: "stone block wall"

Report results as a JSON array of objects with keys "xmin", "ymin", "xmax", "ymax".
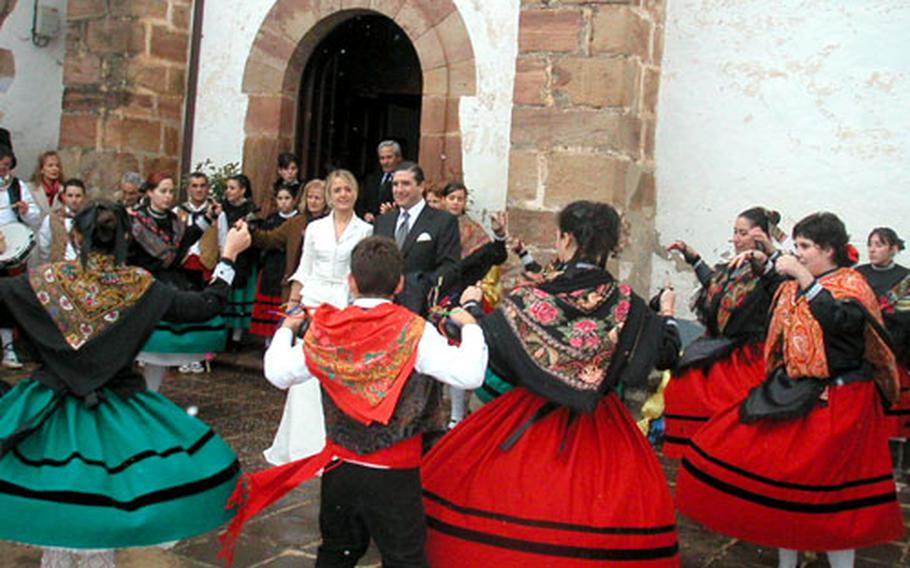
[
  {"xmin": 58, "ymin": 0, "xmax": 192, "ymax": 194},
  {"xmin": 507, "ymin": 0, "xmax": 665, "ymax": 293}
]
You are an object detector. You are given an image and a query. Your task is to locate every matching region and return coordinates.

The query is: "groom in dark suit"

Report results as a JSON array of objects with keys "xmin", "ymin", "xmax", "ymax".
[{"xmin": 374, "ymin": 162, "xmax": 461, "ymax": 316}]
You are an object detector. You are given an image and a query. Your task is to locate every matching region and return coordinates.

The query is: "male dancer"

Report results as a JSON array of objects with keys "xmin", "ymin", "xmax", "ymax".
[{"xmin": 220, "ymin": 236, "xmax": 487, "ymax": 567}]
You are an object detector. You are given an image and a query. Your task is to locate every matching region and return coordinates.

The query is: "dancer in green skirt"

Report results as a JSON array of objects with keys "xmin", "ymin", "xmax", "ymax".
[{"xmin": 0, "ymin": 200, "xmax": 250, "ymax": 567}]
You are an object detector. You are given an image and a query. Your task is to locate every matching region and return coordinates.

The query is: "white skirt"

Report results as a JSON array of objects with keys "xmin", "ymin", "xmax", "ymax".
[{"xmin": 263, "ymin": 379, "xmax": 327, "ymax": 465}]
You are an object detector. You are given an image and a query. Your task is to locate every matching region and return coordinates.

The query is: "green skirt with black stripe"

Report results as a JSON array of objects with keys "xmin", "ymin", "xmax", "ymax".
[
  {"xmin": 142, "ymin": 316, "xmax": 227, "ymax": 354},
  {"xmin": 0, "ymin": 379, "xmax": 239, "ymax": 549},
  {"xmin": 223, "ymin": 266, "xmax": 258, "ymax": 331}
]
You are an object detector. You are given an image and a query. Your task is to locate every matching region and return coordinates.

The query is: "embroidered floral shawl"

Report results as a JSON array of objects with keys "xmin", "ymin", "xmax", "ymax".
[
  {"xmin": 701, "ymin": 262, "xmax": 761, "ymax": 334},
  {"xmin": 129, "ymin": 207, "xmax": 186, "ymax": 268},
  {"xmin": 29, "ymin": 254, "xmax": 154, "ymax": 349},
  {"xmin": 500, "ymin": 268, "xmax": 632, "ymax": 393},
  {"xmin": 303, "ymin": 302, "xmax": 426, "ymax": 426},
  {"xmin": 458, "ymin": 214, "xmax": 491, "ymax": 259},
  {"xmin": 879, "ymin": 272, "xmax": 910, "ymax": 314},
  {"xmin": 766, "ymin": 268, "xmax": 900, "ymax": 402}
]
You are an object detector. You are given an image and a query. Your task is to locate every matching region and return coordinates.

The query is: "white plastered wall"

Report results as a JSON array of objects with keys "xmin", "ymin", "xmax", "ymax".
[
  {"xmin": 654, "ymin": 0, "xmax": 910, "ymax": 315},
  {"xmin": 0, "ymin": 0, "xmax": 66, "ymax": 181}
]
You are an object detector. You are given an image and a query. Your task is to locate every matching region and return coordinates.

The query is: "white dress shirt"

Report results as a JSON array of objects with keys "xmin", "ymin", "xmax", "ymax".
[
  {"xmin": 0, "ymin": 178, "xmax": 42, "ymax": 228},
  {"xmin": 181, "ymin": 200, "xmax": 210, "ymax": 257},
  {"xmin": 396, "ymin": 198, "xmax": 426, "ymax": 237},
  {"xmin": 289, "ymin": 212, "xmax": 373, "ymax": 308},
  {"xmin": 264, "ymin": 298, "xmax": 489, "ymax": 391}
]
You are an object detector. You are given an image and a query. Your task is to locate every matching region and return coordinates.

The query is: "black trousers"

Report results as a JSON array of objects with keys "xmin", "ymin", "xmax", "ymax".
[{"xmin": 316, "ymin": 462, "xmax": 429, "ymax": 568}]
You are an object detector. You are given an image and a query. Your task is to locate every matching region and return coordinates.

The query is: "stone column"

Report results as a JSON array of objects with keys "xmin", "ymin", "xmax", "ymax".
[
  {"xmin": 59, "ymin": 0, "xmax": 192, "ymax": 194},
  {"xmin": 507, "ymin": 0, "xmax": 665, "ymax": 293}
]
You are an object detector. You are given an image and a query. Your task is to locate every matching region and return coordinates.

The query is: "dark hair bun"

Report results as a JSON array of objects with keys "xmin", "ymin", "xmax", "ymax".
[
  {"xmin": 93, "ymin": 209, "xmax": 118, "ymax": 246},
  {"xmin": 767, "ymin": 209, "xmax": 781, "ymax": 225}
]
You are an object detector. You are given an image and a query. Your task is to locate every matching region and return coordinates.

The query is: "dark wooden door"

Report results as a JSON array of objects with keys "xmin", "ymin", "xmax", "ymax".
[{"xmin": 297, "ymin": 15, "xmax": 422, "ymax": 182}]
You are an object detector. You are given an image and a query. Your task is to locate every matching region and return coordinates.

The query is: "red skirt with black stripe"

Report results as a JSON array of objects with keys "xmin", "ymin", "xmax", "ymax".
[
  {"xmin": 884, "ymin": 366, "xmax": 910, "ymax": 439},
  {"xmin": 422, "ymin": 387, "xmax": 679, "ymax": 567},
  {"xmin": 250, "ymin": 273, "xmax": 283, "ymax": 337},
  {"xmin": 676, "ymin": 380, "xmax": 904, "ymax": 551},
  {"xmin": 662, "ymin": 343, "xmax": 766, "ymax": 459}
]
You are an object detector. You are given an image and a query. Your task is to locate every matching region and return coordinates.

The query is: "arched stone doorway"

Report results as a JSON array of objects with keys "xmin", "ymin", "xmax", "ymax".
[
  {"xmin": 298, "ymin": 14, "xmax": 422, "ymax": 180},
  {"xmin": 241, "ymin": 1, "xmax": 476, "ymax": 205}
]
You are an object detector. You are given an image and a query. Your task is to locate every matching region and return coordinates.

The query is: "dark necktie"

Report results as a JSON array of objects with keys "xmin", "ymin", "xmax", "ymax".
[{"xmin": 396, "ymin": 210, "xmax": 410, "ymax": 249}]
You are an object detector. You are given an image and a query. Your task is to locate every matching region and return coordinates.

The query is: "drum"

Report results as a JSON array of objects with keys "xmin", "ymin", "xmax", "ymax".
[{"xmin": 0, "ymin": 222, "xmax": 36, "ymax": 268}]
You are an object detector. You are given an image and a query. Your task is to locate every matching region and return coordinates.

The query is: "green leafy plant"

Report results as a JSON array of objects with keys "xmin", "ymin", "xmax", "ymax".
[{"xmin": 185, "ymin": 159, "xmax": 241, "ymax": 202}]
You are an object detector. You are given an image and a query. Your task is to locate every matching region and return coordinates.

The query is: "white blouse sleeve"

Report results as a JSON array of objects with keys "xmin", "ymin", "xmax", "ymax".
[
  {"xmin": 414, "ymin": 323, "xmax": 488, "ymax": 389},
  {"xmin": 290, "ymin": 222, "xmax": 317, "ymax": 285},
  {"xmin": 217, "ymin": 212, "xmax": 228, "ymax": 249},
  {"xmin": 264, "ymin": 328, "xmax": 313, "ymax": 389}
]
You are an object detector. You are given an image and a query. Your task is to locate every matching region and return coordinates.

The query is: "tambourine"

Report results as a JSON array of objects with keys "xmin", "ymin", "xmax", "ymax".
[{"xmin": 0, "ymin": 222, "xmax": 36, "ymax": 268}]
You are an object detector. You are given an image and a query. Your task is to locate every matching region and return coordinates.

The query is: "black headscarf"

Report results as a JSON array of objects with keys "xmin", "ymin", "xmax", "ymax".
[{"xmin": 75, "ymin": 199, "xmax": 132, "ymax": 267}]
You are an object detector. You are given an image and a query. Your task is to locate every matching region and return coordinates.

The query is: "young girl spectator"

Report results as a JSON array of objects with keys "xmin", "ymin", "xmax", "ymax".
[
  {"xmin": 217, "ymin": 174, "xmax": 259, "ymax": 347},
  {"xmin": 250, "ymin": 186, "xmax": 299, "ymax": 340}
]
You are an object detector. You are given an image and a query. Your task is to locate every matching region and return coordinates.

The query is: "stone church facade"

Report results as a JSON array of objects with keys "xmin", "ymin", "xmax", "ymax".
[{"xmin": 1, "ymin": 0, "xmax": 907, "ymax": 301}]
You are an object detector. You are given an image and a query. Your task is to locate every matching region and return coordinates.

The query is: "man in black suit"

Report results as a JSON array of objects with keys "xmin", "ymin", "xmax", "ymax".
[
  {"xmin": 374, "ymin": 162, "xmax": 461, "ymax": 316},
  {"xmin": 356, "ymin": 140, "xmax": 403, "ymax": 222}
]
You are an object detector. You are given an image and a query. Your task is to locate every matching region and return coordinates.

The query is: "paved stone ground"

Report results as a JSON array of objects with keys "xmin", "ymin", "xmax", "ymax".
[{"xmin": 1, "ymin": 353, "xmax": 908, "ymax": 567}]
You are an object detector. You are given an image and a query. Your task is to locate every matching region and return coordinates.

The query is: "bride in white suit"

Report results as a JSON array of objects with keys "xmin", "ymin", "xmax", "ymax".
[{"xmin": 264, "ymin": 169, "xmax": 373, "ymax": 465}]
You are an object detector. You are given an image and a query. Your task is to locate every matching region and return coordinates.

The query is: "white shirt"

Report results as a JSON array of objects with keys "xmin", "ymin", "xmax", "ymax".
[
  {"xmin": 396, "ymin": 198, "xmax": 426, "ymax": 236},
  {"xmin": 181, "ymin": 200, "xmax": 210, "ymax": 257},
  {"xmin": 37, "ymin": 208, "xmax": 77, "ymax": 262},
  {"xmin": 264, "ymin": 298, "xmax": 488, "ymax": 391},
  {"xmin": 0, "ymin": 178, "xmax": 42, "ymax": 228},
  {"xmin": 289, "ymin": 211, "xmax": 373, "ymax": 308}
]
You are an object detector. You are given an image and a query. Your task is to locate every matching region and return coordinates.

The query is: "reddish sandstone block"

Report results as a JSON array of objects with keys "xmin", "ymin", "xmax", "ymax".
[
  {"xmin": 435, "ymin": 11, "xmax": 473, "ymax": 64},
  {"xmin": 551, "ymin": 56, "xmax": 637, "ymax": 108},
  {"xmin": 447, "ymin": 59, "xmax": 475, "ymax": 97},
  {"xmin": 543, "ymin": 151, "xmax": 628, "ymax": 207},
  {"xmin": 641, "ymin": 66, "xmax": 660, "ymax": 116},
  {"xmin": 513, "ymin": 57, "xmax": 548, "ymax": 106},
  {"xmin": 507, "ymin": 207, "xmax": 557, "ymax": 251},
  {"xmin": 419, "ymin": 95, "xmax": 447, "ymax": 136},
  {"xmin": 590, "ymin": 5, "xmax": 649, "ymax": 58},
  {"xmin": 157, "ymin": 95, "xmax": 184, "ymax": 121},
  {"xmin": 85, "ymin": 19, "xmax": 146, "ymax": 55},
  {"xmin": 519, "ymin": 9, "xmax": 582, "ymax": 54},
  {"xmin": 511, "ymin": 107, "xmax": 640, "ymax": 156},
  {"xmin": 109, "ymin": 0, "xmax": 168, "ymax": 20},
  {"xmin": 104, "ymin": 116, "xmax": 162, "ymax": 153},
  {"xmin": 163, "ymin": 126, "xmax": 180, "ymax": 155},
  {"xmin": 68, "ymin": 0, "xmax": 107, "ymax": 20},
  {"xmin": 64, "ymin": 54, "xmax": 102, "ymax": 85},
  {"xmin": 59, "ymin": 113, "xmax": 98, "ymax": 149},
  {"xmin": 171, "ymin": 5, "xmax": 192, "ymax": 29},
  {"xmin": 442, "ymin": 134, "xmax": 463, "ymax": 180},
  {"xmin": 413, "ymin": 29, "xmax": 446, "ymax": 71},
  {"xmin": 128, "ymin": 61, "xmax": 169, "ymax": 91},
  {"xmin": 395, "ymin": 3, "xmax": 433, "ymax": 39},
  {"xmin": 244, "ymin": 95, "xmax": 293, "ymax": 137},
  {"xmin": 150, "ymin": 26, "xmax": 189, "ymax": 64},
  {"xmin": 507, "ymin": 149, "xmax": 540, "ymax": 203},
  {"xmin": 143, "ymin": 155, "xmax": 179, "ymax": 177}
]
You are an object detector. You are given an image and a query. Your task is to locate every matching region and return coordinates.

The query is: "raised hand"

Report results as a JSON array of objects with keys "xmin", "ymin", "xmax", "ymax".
[
  {"xmin": 490, "ymin": 211, "xmax": 508, "ymax": 238},
  {"xmin": 748, "ymin": 226, "xmax": 775, "ymax": 255},
  {"xmin": 223, "ymin": 220, "xmax": 252, "ymax": 261},
  {"xmin": 667, "ymin": 240, "xmax": 699, "ymax": 264},
  {"xmin": 460, "ymin": 283, "xmax": 484, "ymax": 306}
]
